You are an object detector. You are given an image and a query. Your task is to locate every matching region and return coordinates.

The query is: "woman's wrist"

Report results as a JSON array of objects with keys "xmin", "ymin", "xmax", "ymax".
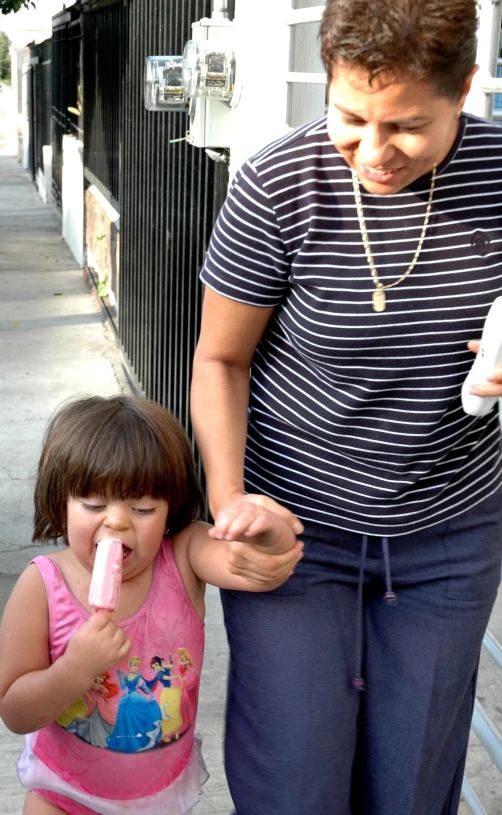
[{"xmin": 208, "ymin": 486, "xmax": 246, "ymax": 519}]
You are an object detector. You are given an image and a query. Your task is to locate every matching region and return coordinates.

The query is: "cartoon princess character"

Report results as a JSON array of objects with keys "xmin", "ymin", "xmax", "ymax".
[
  {"xmin": 178, "ymin": 648, "xmax": 199, "ymax": 735},
  {"xmin": 66, "ymin": 672, "xmax": 120, "ymax": 748},
  {"xmin": 148, "ymin": 655, "xmax": 183, "ymax": 743},
  {"xmin": 106, "ymin": 657, "xmax": 162, "ymax": 753}
]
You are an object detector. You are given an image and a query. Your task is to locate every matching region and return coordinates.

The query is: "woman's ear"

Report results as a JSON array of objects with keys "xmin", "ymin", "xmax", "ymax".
[{"xmin": 458, "ymin": 64, "xmax": 479, "ymax": 113}]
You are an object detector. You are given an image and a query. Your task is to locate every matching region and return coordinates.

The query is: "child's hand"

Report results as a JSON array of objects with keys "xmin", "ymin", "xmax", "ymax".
[
  {"xmin": 209, "ymin": 500, "xmax": 300, "ymax": 554},
  {"xmin": 64, "ymin": 612, "xmax": 132, "ymax": 685}
]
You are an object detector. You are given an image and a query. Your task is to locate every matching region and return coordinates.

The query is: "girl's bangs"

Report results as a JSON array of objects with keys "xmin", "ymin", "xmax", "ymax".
[{"xmin": 66, "ymin": 422, "xmax": 169, "ymax": 500}]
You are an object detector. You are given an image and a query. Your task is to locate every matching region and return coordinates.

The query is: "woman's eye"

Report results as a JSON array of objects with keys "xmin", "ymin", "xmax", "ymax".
[{"xmin": 342, "ymin": 117, "xmax": 364, "ymax": 126}]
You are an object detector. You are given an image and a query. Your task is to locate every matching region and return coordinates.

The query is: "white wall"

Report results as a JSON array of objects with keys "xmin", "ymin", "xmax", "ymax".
[
  {"xmin": 229, "ymin": 1, "xmax": 326, "ymax": 178},
  {"xmin": 62, "ymin": 135, "xmax": 84, "ymax": 267}
]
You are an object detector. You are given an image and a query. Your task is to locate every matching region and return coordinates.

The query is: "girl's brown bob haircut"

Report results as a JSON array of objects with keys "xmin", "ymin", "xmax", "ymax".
[
  {"xmin": 320, "ymin": 0, "xmax": 478, "ymax": 99},
  {"xmin": 33, "ymin": 395, "xmax": 205, "ymax": 543}
]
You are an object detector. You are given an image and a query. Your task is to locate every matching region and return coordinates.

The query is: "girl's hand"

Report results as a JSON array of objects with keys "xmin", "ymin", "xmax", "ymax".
[
  {"xmin": 467, "ymin": 341, "xmax": 502, "ymax": 396},
  {"xmin": 64, "ymin": 612, "xmax": 132, "ymax": 686},
  {"xmin": 239, "ymin": 493, "xmax": 304, "ymax": 535},
  {"xmin": 209, "ymin": 500, "xmax": 300, "ymax": 554}
]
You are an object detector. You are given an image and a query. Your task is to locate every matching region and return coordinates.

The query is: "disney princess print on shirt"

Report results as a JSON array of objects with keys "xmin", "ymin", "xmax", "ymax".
[{"xmin": 57, "ymin": 647, "xmax": 199, "ymax": 754}]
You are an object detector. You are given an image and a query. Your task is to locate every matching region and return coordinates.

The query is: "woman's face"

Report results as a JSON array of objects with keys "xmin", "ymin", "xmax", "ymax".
[{"xmin": 327, "ymin": 63, "xmax": 476, "ymax": 195}]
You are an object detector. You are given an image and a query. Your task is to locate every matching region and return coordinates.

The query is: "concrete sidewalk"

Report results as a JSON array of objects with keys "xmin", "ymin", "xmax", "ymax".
[{"xmin": 0, "ymin": 153, "xmax": 232, "ymax": 813}]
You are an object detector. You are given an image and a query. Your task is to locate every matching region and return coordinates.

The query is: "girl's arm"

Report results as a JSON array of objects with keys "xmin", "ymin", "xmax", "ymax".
[
  {"xmin": 191, "ymin": 288, "xmax": 302, "ymax": 534},
  {"xmin": 174, "ymin": 503, "xmax": 303, "ymax": 596},
  {"xmin": 0, "ymin": 564, "xmax": 131, "ymax": 734}
]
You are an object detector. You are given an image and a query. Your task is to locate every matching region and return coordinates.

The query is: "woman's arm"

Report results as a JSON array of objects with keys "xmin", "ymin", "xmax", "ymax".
[
  {"xmin": 191, "ymin": 287, "xmax": 273, "ymax": 515},
  {"xmin": 0, "ymin": 564, "xmax": 131, "ymax": 734},
  {"xmin": 191, "ymin": 288, "xmax": 303, "ymax": 533}
]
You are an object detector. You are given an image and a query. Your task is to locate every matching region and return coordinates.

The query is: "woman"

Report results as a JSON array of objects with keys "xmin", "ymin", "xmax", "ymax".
[{"xmin": 191, "ymin": 1, "xmax": 502, "ymax": 813}]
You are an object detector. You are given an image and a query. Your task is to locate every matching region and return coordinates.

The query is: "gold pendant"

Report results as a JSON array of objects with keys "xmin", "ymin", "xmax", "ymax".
[{"xmin": 372, "ymin": 289, "xmax": 386, "ymax": 312}]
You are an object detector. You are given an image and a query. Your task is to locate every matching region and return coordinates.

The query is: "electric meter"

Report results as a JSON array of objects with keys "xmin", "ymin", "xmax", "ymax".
[
  {"xmin": 144, "ymin": 56, "xmax": 187, "ymax": 111},
  {"xmin": 182, "ymin": 40, "xmax": 235, "ymax": 101}
]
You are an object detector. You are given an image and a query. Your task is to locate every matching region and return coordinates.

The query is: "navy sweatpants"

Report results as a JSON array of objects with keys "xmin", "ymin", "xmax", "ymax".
[{"xmin": 221, "ymin": 488, "xmax": 502, "ymax": 815}]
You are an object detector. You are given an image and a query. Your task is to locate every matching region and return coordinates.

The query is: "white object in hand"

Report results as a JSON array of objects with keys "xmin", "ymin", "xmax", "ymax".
[
  {"xmin": 88, "ymin": 537, "xmax": 123, "ymax": 611},
  {"xmin": 461, "ymin": 296, "xmax": 502, "ymax": 417}
]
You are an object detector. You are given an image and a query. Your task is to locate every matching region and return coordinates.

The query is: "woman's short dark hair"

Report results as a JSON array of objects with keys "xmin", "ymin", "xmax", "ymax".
[
  {"xmin": 33, "ymin": 395, "xmax": 205, "ymax": 543},
  {"xmin": 320, "ymin": 0, "xmax": 478, "ymax": 99}
]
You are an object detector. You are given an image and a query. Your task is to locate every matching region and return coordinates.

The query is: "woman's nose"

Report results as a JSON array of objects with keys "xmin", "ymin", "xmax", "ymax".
[{"xmin": 358, "ymin": 125, "xmax": 395, "ymax": 166}]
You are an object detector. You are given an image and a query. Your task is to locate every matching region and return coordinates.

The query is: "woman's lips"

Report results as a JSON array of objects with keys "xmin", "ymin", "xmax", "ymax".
[{"xmin": 358, "ymin": 163, "xmax": 403, "ymax": 183}]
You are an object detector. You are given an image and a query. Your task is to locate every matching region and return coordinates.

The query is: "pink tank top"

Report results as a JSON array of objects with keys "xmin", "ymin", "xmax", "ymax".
[{"xmin": 30, "ymin": 539, "xmax": 205, "ymax": 800}]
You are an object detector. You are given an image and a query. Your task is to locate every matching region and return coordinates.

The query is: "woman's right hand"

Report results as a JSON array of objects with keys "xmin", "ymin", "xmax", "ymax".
[{"xmin": 64, "ymin": 612, "xmax": 132, "ymax": 685}]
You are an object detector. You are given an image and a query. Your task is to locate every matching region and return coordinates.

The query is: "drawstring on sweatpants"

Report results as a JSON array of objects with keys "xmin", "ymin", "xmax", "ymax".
[
  {"xmin": 352, "ymin": 536, "xmax": 398, "ymax": 692},
  {"xmin": 382, "ymin": 537, "xmax": 398, "ymax": 606},
  {"xmin": 352, "ymin": 535, "xmax": 368, "ymax": 691}
]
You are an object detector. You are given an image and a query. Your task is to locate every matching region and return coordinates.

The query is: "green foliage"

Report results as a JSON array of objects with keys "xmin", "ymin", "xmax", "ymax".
[
  {"xmin": 0, "ymin": 30, "xmax": 10, "ymax": 84},
  {"xmin": 0, "ymin": 0, "xmax": 35, "ymax": 15}
]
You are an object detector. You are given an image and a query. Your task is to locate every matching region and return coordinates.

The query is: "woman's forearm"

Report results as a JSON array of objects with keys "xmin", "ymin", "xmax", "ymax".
[{"xmin": 191, "ymin": 354, "xmax": 250, "ymax": 516}]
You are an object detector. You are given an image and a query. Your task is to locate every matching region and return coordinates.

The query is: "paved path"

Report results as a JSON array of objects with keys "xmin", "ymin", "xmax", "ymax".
[{"xmin": 0, "ymin": 152, "xmax": 232, "ymax": 814}]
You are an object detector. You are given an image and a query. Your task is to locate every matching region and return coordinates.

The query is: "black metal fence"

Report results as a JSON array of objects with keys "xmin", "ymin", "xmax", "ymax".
[
  {"xmin": 52, "ymin": 5, "xmax": 82, "ymax": 211},
  {"xmin": 28, "ymin": 39, "xmax": 52, "ymax": 184},
  {"xmin": 83, "ymin": 0, "xmax": 126, "ymax": 208},
  {"xmin": 45, "ymin": 0, "xmax": 231, "ymax": 447},
  {"xmin": 119, "ymin": 0, "xmax": 230, "ymax": 437}
]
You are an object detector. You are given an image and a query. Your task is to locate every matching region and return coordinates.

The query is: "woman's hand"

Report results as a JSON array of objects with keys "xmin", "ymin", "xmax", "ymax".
[
  {"xmin": 64, "ymin": 612, "xmax": 132, "ymax": 686},
  {"xmin": 225, "ymin": 538, "xmax": 304, "ymax": 586},
  {"xmin": 466, "ymin": 340, "xmax": 502, "ymax": 396}
]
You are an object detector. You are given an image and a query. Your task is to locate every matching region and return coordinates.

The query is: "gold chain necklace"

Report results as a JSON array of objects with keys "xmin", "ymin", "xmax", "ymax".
[{"xmin": 351, "ymin": 165, "xmax": 436, "ymax": 312}]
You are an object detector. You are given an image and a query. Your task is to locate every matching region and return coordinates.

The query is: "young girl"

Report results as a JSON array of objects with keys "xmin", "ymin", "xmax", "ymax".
[{"xmin": 0, "ymin": 395, "xmax": 303, "ymax": 815}]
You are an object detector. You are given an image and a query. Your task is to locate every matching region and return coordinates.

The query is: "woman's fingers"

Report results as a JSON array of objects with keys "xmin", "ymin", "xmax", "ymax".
[
  {"xmin": 466, "ymin": 339, "xmax": 502, "ymax": 392},
  {"xmin": 227, "ymin": 540, "xmax": 304, "ymax": 582}
]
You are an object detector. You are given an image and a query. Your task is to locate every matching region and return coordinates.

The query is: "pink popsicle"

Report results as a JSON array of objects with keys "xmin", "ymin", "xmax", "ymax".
[{"xmin": 89, "ymin": 537, "xmax": 123, "ymax": 612}]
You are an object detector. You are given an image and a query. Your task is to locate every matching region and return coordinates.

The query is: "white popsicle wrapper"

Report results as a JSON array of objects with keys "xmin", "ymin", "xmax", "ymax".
[{"xmin": 89, "ymin": 537, "xmax": 123, "ymax": 611}]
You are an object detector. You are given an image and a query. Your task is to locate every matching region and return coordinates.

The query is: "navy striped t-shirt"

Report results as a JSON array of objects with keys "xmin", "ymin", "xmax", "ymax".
[{"xmin": 200, "ymin": 113, "xmax": 502, "ymax": 536}]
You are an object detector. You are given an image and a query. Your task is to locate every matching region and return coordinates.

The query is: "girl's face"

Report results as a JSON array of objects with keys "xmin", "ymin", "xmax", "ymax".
[
  {"xmin": 66, "ymin": 495, "xmax": 169, "ymax": 582},
  {"xmin": 327, "ymin": 63, "xmax": 475, "ymax": 195}
]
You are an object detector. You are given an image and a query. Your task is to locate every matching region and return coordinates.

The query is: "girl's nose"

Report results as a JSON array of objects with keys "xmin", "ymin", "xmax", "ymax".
[{"xmin": 105, "ymin": 505, "xmax": 130, "ymax": 530}]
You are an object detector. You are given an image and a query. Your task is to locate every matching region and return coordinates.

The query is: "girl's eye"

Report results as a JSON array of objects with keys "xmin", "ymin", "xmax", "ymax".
[
  {"xmin": 134, "ymin": 507, "xmax": 155, "ymax": 515},
  {"xmin": 82, "ymin": 503, "xmax": 105, "ymax": 512}
]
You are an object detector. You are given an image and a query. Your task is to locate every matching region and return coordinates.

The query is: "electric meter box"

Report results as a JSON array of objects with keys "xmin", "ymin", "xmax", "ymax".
[
  {"xmin": 186, "ymin": 18, "xmax": 234, "ymax": 148},
  {"xmin": 144, "ymin": 56, "xmax": 187, "ymax": 111}
]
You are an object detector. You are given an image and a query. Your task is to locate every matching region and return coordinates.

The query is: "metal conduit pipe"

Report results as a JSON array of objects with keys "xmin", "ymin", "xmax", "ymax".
[
  {"xmin": 461, "ymin": 632, "xmax": 502, "ymax": 813},
  {"xmin": 212, "ymin": 0, "xmax": 228, "ymax": 18},
  {"xmin": 462, "ymin": 779, "xmax": 489, "ymax": 815},
  {"xmin": 483, "ymin": 630, "xmax": 502, "ymax": 669},
  {"xmin": 471, "ymin": 701, "xmax": 502, "ymax": 774}
]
